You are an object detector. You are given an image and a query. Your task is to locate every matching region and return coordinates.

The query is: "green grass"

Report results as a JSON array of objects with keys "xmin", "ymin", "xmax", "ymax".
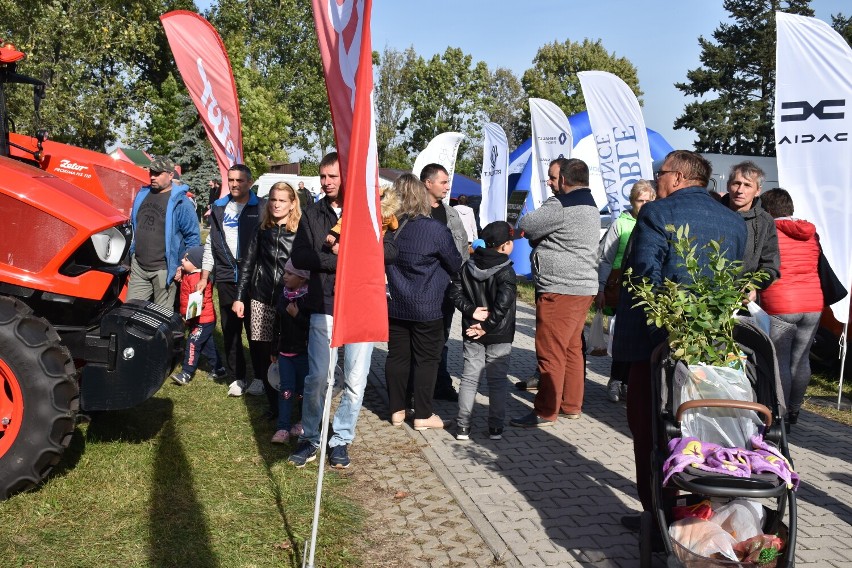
[
  {"xmin": 516, "ymin": 279, "xmax": 535, "ymax": 305},
  {"xmin": 0, "ymin": 373, "xmax": 366, "ymax": 567},
  {"xmin": 803, "ymin": 369, "xmax": 852, "ymax": 427}
]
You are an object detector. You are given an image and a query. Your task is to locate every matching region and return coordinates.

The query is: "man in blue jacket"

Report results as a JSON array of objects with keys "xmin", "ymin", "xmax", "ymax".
[
  {"xmin": 128, "ymin": 156, "xmax": 200, "ymax": 309},
  {"xmin": 614, "ymin": 150, "xmax": 747, "ymax": 531},
  {"xmin": 196, "ymin": 164, "xmax": 262, "ymax": 396}
]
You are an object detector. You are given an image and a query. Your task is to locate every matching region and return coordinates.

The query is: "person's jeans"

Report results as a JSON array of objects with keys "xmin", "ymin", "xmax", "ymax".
[
  {"xmin": 217, "ymin": 282, "xmax": 251, "ymax": 382},
  {"xmin": 769, "ymin": 312, "xmax": 821, "ymax": 414},
  {"xmin": 182, "ymin": 321, "xmax": 222, "ymax": 374},
  {"xmin": 457, "ymin": 341, "xmax": 512, "ymax": 429},
  {"xmin": 533, "ymin": 293, "xmax": 594, "ymax": 419},
  {"xmin": 277, "ymin": 353, "xmax": 308, "ymax": 431},
  {"xmin": 386, "ymin": 318, "xmax": 445, "ymax": 420},
  {"xmin": 300, "ymin": 313, "xmax": 373, "ymax": 449},
  {"xmin": 127, "ymin": 257, "xmax": 177, "ymax": 309}
]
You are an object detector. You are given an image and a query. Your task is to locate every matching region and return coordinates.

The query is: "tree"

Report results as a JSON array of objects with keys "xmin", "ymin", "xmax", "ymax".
[
  {"xmin": 522, "ymin": 39, "xmax": 643, "ymax": 123},
  {"xmin": 832, "ymin": 13, "xmax": 852, "ymax": 45},
  {"xmin": 168, "ymin": 99, "xmax": 218, "ymax": 213},
  {"xmin": 374, "ymin": 46, "xmax": 416, "ymax": 166},
  {"xmin": 401, "ymin": 47, "xmax": 490, "ymax": 156},
  {"xmin": 482, "ymin": 67, "xmax": 527, "ymax": 150},
  {"xmin": 674, "ymin": 0, "xmax": 814, "ymax": 156},
  {"xmin": 2, "ymin": 0, "xmax": 195, "ymax": 151}
]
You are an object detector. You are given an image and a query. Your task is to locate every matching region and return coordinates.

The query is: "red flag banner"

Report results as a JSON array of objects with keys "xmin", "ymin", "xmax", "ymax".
[
  {"xmin": 160, "ymin": 11, "xmax": 243, "ymax": 194},
  {"xmin": 312, "ymin": 0, "xmax": 387, "ymax": 346}
]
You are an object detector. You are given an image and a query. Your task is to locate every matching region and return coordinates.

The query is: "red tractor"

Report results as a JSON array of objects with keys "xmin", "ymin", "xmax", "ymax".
[{"xmin": 0, "ymin": 42, "xmax": 184, "ymax": 499}]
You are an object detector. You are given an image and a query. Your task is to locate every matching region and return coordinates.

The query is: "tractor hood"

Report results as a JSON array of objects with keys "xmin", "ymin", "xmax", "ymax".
[{"xmin": 8, "ymin": 133, "xmax": 148, "ymax": 217}]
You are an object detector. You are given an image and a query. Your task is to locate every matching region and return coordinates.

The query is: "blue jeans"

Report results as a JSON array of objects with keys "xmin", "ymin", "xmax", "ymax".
[
  {"xmin": 300, "ymin": 313, "xmax": 374, "ymax": 449},
  {"xmin": 277, "ymin": 353, "xmax": 308, "ymax": 431},
  {"xmin": 182, "ymin": 321, "xmax": 222, "ymax": 374},
  {"xmin": 457, "ymin": 341, "xmax": 512, "ymax": 429}
]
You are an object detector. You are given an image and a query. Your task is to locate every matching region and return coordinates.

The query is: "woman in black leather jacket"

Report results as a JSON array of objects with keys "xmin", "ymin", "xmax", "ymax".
[{"xmin": 233, "ymin": 182, "xmax": 301, "ymax": 414}]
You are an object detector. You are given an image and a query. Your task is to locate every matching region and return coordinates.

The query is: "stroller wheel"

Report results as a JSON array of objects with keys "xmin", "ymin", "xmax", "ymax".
[{"xmin": 639, "ymin": 510, "xmax": 654, "ymax": 568}]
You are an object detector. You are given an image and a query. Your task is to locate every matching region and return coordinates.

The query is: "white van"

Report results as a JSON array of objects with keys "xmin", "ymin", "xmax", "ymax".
[{"xmin": 251, "ymin": 174, "xmax": 321, "ymax": 201}]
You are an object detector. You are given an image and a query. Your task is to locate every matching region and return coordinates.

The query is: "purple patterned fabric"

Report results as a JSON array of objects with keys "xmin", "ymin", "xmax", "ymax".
[{"xmin": 662, "ymin": 436, "xmax": 799, "ymax": 490}]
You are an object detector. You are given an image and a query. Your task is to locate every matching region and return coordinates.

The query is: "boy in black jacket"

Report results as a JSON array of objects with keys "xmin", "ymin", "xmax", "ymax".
[{"xmin": 448, "ymin": 221, "xmax": 517, "ymax": 441}]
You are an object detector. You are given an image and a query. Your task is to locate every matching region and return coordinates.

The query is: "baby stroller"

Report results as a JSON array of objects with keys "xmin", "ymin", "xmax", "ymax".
[{"xmin": 640, "ymin": 320, "xmax": 797, "ymax": 567}]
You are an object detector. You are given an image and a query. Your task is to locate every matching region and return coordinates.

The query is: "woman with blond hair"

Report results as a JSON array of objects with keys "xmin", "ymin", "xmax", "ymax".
[
  {"xmin": 233, "ymin": 182, "xmax": 302, "ymax": 417},
  {"xmin": 385, "ymin": 174, "xmax": 463, "ymax": 430}
]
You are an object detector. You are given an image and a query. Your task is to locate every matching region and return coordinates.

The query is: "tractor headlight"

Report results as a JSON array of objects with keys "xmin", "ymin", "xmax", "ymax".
[{"xmin": 90, "ymin": 227, "xmax": 126, "ymax": 264}]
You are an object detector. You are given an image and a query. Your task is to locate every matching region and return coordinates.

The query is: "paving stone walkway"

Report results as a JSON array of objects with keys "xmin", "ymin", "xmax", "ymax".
[{"xmin": 354, "ymin": 301, "xmax": 852, "ymax": 566}]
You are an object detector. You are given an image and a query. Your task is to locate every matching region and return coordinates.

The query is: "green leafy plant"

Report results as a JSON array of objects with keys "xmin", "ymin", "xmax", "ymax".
[{"xmin": 624, "ymin": 224, "xmax": 768, "ymax": 367}]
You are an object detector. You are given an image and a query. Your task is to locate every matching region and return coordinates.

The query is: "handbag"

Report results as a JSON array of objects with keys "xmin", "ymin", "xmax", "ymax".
[
  {"xmin": 817, "ymin": 244, "xmax": 847, "ymax": 306},
  {"xmin": 603, "ymin": 267, "xmax": 624, "ymax": 309}
]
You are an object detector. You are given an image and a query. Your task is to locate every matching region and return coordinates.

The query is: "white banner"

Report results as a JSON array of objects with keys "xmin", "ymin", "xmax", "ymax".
[
  {"xmin": 479, "ymin": 122, "xmax": 509, "ymax": 225},
  {"xmin": 578, "ymin": 71, "xmax": 653, "ymax": 218},
  {"xmin": 776, "ymin": 11, "xmax": 852, "ymax": 323},
  {"xmin": 412, "ymin": 132, "xmax": 464, "ymax": 203},
  {"xmin": 529, "ymin": 98, "xmax": 572, "ymax": 209}
]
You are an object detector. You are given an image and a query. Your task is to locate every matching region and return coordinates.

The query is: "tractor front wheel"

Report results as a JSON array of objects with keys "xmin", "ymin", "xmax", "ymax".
[{"xmin": 0, "ymin": 296, "xmax": 78, "ymax": 500}]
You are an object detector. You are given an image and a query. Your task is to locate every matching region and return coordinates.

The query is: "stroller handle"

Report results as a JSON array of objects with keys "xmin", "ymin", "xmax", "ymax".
[{"xmin": 675, "ymin": 399, "xmax": 773, "ymax": 428}]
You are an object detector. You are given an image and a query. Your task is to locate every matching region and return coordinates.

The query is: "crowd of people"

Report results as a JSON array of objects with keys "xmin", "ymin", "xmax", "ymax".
[{"xmin": 126, "ymin": 149, "xmax": 829, "ymax": 517}]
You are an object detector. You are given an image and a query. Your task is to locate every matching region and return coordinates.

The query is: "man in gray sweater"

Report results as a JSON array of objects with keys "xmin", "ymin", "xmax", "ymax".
[{"xmin": 511, "ymin": 158, "xmax": 599, "ymax": 427}]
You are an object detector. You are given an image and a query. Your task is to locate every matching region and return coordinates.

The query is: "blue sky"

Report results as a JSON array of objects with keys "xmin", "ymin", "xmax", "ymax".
[
  {"xmin": 194, "ymin": 0, "xmax": 849, "ymax": 152},
  {"xmin": 370, "ymin": 0, "xmax": 850, "ymax": 151}
]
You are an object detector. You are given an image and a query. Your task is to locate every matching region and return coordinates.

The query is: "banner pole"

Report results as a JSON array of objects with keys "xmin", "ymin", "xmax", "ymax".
[
  {"xmin": 837, "ymin": 323, "xmax": 848, "ymax": 411},
  {"xmin": 305, "ymin": 349, "xmax": 337, "ymax": 568}
]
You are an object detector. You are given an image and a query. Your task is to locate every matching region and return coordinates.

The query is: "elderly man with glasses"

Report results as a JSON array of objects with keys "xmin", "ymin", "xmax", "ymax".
[{"xmin": 612, "ymin": 150, "xmax": 748, "ymax": 535}]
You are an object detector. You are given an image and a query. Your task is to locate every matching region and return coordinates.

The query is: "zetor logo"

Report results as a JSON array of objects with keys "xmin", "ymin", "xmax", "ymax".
[
  {"xmin": 57, "ymin": 159, "xmax": 88, "ymax": 171},
  {"xmin": 780, "ymin": 99, "xmax": 845, "ymax": 122}
]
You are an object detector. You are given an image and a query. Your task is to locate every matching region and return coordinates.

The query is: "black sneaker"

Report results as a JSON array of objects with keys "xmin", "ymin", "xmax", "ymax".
[
  {"xmin": 510, "ymin": 412, "xmax": 555, "ymax": 428},
  {"xmin": 515, "ymin": 373, "xmax": 540, "ymax": 391},
  {"xmin": 488, "ymin": 427, "xmax": 503, "ymax": 440},
  {"xmin": 288, "ymin": 442, "xmax": 318, "ymax": 468},
  {"xmin": 329, "ymin": 445, "xmax": 351, "ymax": 469},
  {"xmin": 171, "ymin": 371, "xmax": 192, "ymax": 386},
  {"xmin": 456, "ymin": 425, "xmax": 470, "ymax": 441},
  {"xmin": 210, "ymin": 367, "xmax": 228, "ymax": 381}
]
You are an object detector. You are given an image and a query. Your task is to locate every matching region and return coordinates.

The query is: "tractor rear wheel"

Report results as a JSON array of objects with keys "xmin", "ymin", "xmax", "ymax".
[{"xmin": 0, "ymin": 296, "xmax": 78, "ymax": 500}]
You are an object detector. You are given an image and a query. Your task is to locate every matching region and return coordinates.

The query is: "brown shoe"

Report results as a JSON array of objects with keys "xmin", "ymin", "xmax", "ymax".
[
  {"xmin": 413, "ymin": 414, "xmax": 450, "ymax": 431},
  {"xmin": 391, "ymin": 410, "xmax": 406, "ymax": 426},
  {"xmin": 560, "ymin": 411, "xmax": 582, "ymax": 420}
]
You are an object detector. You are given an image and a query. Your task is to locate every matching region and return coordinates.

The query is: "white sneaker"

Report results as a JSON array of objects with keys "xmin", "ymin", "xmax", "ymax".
[
  {"xmin": 246, "ymin": 378, "xmax": 265, "ymax": 396},
  {"xmin": 228, "ymin": 380, "xmax": 246, "ymax": 397}
]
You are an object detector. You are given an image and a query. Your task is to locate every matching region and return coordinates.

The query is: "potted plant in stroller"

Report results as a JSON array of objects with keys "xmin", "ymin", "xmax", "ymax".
[{"xmin": 625, "ymin": 224, "xmax": 798, "ymax": 568}]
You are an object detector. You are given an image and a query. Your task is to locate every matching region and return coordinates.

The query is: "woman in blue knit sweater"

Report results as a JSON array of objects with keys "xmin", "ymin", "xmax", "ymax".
[{"xmin": 385, "ymin": 174, "xmax": 463, "ymax": 430}]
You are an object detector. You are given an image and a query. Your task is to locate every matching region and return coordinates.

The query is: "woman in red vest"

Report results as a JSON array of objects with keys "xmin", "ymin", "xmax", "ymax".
[{"xmin": 759, "ymin": 188, "xmax": 823, "ymax": 427}]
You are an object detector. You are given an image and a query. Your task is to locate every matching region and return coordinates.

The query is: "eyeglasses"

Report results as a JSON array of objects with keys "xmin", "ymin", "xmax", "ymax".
[{"xmin": 654, "ymin": 170, "xmax": 678, "ymax": 181}]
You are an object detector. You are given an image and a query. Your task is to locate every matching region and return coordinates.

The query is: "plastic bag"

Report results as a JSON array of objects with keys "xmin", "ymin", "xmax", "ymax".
[
  {"xmin": 606, "ymin": 314, "xmax": 616, "ymax": 357},
  {"xmin": 746, "ymin": 301, "xmax": 771, "ymax": 336},
  {"xmin": 588, "ymin": 310, "xmax": 608, "ymax": 356},
  {"xmin": 710, "ymin": 499, "xmax": 764, "ymax": 542},
  {"xmin": 673, "ymin": 362, "xmax": 761, "ymax": 448},
  {"xmin": 669, "ymin": 517, "xmax": 738, "ymax": 561}
]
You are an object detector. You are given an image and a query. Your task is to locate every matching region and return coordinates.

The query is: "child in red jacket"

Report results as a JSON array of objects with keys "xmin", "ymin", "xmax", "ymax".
[{"xmin": 172, "ymin": 246, "xmax": 226, "ymax": 385}]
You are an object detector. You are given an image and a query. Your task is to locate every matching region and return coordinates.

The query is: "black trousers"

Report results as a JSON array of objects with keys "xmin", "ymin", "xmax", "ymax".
[
  {"xmin": 217, "ymin": 282, "xmax": 251, "ymax": 382},
  {"xmin": 387, "ymin": 318, "xmax": 444, "ymax": 419},
  {"xmin": 434, "ymin": 294, "xmax": 456, "ymax": 394}
]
